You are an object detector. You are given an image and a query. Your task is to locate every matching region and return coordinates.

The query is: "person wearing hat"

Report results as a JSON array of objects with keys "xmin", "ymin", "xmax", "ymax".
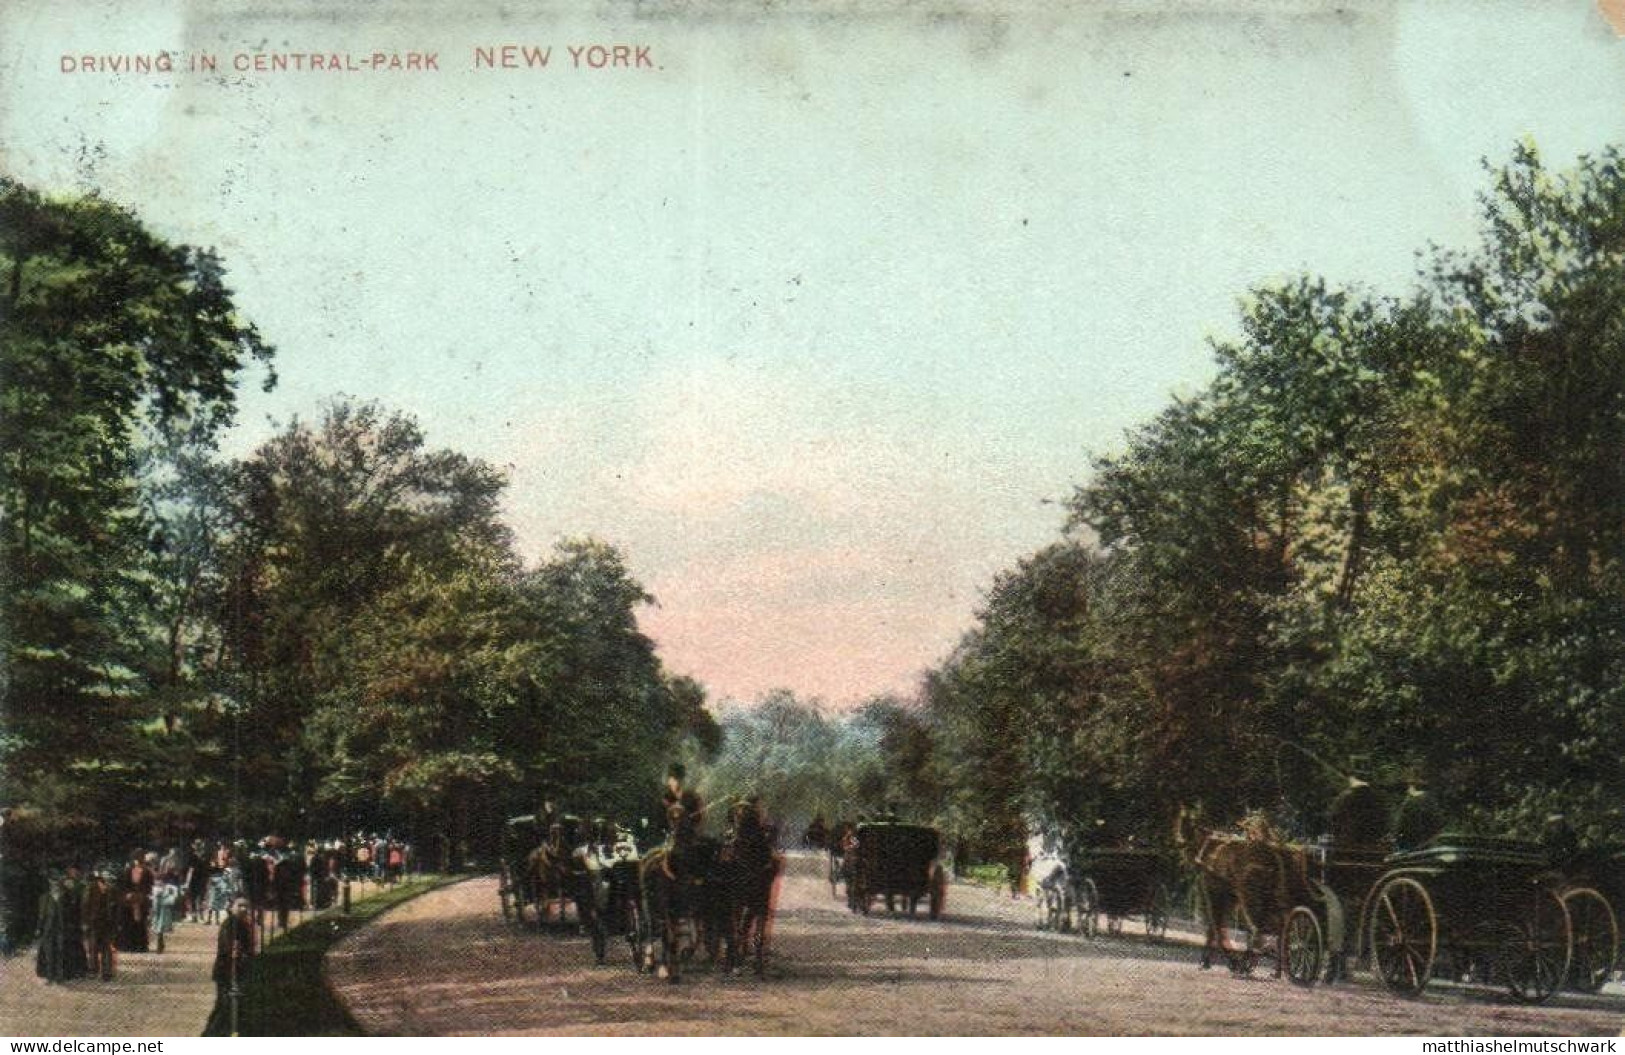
[
  {"xmin": 207, "ymin": 897, "xmax": 255, "ymax": 1034},
  {"xmin": 1392, "ymin": 778, "xmax": 1446, "ymax": 851},
  {"xmin": 657, "ymin": 763, "xmax": 704, "ymax": 843},
  {"xmin": 82, "ymin": 872, "xmax": 118, "ymax": 980},
  {"xmin": 212, "ymin": 898, "xmax": 255, "ymax": 1000}
]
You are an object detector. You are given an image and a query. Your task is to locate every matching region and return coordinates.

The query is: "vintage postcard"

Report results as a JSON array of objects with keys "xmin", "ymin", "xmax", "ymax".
[{"xmin": 3, "ymin": 0, "xmax": 1625, "ymax": 1040}]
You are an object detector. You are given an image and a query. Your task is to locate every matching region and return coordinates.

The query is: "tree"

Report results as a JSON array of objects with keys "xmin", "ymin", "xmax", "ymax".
[{"xmin": 0, "ymin": 179, "xmax": 271, "ymax": 855}]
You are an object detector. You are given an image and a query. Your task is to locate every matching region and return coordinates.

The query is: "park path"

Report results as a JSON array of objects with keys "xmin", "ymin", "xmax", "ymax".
[
  {"xmin": 327, "ymin": 854, "xmax": 1625, "ymax": 1036},
  {"xmin": 0, "ymin": 920, "xmax": 218, "ymax": 1037}
]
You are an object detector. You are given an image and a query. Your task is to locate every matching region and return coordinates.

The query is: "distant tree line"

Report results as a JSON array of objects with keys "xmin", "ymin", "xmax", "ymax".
[
  {"xmin": 784, "ymin": 143, "xmax": 1625, "ymax": 867},
  {"xmin": 0, "ymin": 179, "xmax": 719, "ymax": 937}
]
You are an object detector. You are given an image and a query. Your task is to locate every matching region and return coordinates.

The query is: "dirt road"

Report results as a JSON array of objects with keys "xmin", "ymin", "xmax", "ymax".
[{"xmin": 325, "ymin": 853, "xmax": 1623, "ymax": 1035}]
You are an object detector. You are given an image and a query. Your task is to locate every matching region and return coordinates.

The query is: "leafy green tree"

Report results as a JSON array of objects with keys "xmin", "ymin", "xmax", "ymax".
[{"xmin": 0, "ymin": 179, "xmax": 271, "ymax": 854}]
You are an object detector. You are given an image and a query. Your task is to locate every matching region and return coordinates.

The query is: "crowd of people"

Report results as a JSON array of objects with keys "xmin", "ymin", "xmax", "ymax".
[{"xmin": 30, "ymin": 833, "xmax": 416, "ymax": 986}]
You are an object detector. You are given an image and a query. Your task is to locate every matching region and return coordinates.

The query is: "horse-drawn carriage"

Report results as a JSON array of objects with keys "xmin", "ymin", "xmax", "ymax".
[
  {"xmin": 1065, "ymin": 846, "xmax": 1174, "ymax": 940},
  {"xmin": 1331, "ymin": 836, "xmax": 1574, "ymax": 1003},
  {"xmin": 846, "ymin": 822, "xmax": 947, "ymax": 919},
  {"xmin": 636, "ymin": 799, "xmax": 783, "ymax": 980},
  {"xmin": 1277, "ymin": 832, "xmax": 1616, "ymax": 1004}
]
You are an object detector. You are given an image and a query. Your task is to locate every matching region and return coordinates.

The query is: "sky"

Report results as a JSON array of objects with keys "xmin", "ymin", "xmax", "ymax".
[{"xmin": 3, "ymin": 0, "xmax": 1624, "ymax": 707}]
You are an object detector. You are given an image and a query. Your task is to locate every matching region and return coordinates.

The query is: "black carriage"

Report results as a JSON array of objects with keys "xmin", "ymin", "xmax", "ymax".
[
  {"xmin": 847, "ymin": 822, "xmax": 947, "ymax": 919},
  {"xmin": 1286, "ymin": 835, "xmax": 1577, "ymax": 1004},
  {"xmin": 1066, "ymin": 845, "xmax": 1174, "ymax": 940}
]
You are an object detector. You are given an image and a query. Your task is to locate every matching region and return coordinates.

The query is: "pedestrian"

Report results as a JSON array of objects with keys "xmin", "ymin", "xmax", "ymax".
[
  {"xmin": 206, "ymin": 866, "xmax": 231, "ymax": 924},
  {"xmin": 117, "ymin": 853, "xmax": 153, "ymax": 952},
  {"xmin": 151, "ymin": 876, "xmax": 180, "ymax": 953},
  {"xmin": 272, "ymin": 851, "xmax": 302, "ymax": 931},
  {"xmin": 159, "ymin": 844, "xmax": 185, "ymax": 882},
  {"xmin": 34, "ymin": 875, "xmax": 67, "ymax": 984},
  {"xmin": 185, "ymin": 841, "xmax": 212, "ymax": 923},
  {"xmin": 354, "ymin": 838, "xmax": 371, "ymax": 883},
  {"xmin": 210, "ymin": 898, "xmax": 255, "ymax": 1034},
  {"xmin": 82, "ymin": 872, "xmax": 118, "ymax": 980},
  {"xmin": 60, "ymin": 866, "xmax": 88, "ymax": 980}
]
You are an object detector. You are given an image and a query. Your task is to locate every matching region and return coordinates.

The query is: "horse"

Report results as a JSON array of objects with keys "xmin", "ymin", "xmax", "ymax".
[
  {"xmin": 1174, "ymin": 805, "xmax": 1311, "ymax": 975},
  {"xmin": 638, "ymin": 802, "xmax": 730, "ymax": 982},
  {"xmin": 526, "ymin": 818, "xmax": 605, "ymax": 956},
  {"xmin": 719, "ymin": 802, "xmax": 783, "ymax": 977}
]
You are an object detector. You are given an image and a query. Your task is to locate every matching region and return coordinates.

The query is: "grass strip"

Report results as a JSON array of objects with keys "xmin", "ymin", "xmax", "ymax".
[{"xmin": 203, "ymin": 874, "xmax": 462, "ymax": 1036}]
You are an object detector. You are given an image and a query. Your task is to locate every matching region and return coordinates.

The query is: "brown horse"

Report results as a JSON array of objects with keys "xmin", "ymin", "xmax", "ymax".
[
  {"xmin": 720, "ymin": 802, "xmax": 783, "ymax": 977},
  {"xmin": 1174, "ymin": 806, "xmax": 1311, "ymax": 975},
  {"xmin": 638, "ymin": 802, "xmax": 729, "ymax": 982}
]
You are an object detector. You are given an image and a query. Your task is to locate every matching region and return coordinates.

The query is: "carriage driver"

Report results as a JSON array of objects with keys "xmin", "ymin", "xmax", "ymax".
[{"xmin": 659, "ymin": 762, "xmax": 705, "ymax": 842}]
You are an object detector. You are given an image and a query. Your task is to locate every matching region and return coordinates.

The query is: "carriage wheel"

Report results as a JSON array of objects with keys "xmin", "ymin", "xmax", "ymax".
[
  {"xmin": 1283, "ymin": 906, "xmax": 1324, "ymax": 988},
  {"xmin": 1076, "ymin": 878, "xmax": 1100, "ymax": 939},
  {"xmin": 1500, "ymin": 886, "xmax": 1571, "ymax": 1004},
  {"xmin": 1145, "ymin": 883, "xmax": 1171, "ymax": 941},
  {"xmin": 1370, "ymin": 876, "xmax": 1437, "ymax": 996},
  {"xmin": 1561, "ymin": 887, "xmax": 1618, "ymax": 994}
]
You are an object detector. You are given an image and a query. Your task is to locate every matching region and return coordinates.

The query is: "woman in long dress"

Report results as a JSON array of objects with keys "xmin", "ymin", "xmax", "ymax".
[
  {"xmin": 151, "ymin": 878, "xmax": 180, "ymax": 953},
  {"xmin": 34, "ymin": 880, "xmax": 67, "ymax": 983}
]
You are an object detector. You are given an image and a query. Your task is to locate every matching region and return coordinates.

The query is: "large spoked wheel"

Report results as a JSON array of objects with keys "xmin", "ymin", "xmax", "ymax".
[
  {"xmin": 1370, "ymin": 875, "xmax": 1437, "ymax": 997},
  {"xmin": 1146, "ymin": 883, "xmax": 1171, "ymax": 941},
  {"xmin": 1562, "ymin": 887, "xmax": 1618, "ymax": 994},
  {"xmin": 1501, "ymin": 887, "xmax": 1571, "ymax": 1004},
  {"xmin": 1076, "ymin": 878, "xmax": 1100, "ymax": 939},
  {"xmin": 1283, "ymin": 905, "xmax": 1324, "ymax": 988}
]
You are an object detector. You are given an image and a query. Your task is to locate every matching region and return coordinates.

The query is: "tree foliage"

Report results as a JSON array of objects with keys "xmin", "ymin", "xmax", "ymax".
[{"xmin": 914, "ymin": 142, "xmax": 1625, "ymax": 853}]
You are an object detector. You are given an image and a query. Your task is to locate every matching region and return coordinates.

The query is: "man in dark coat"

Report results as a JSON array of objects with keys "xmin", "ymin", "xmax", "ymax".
[
  {"xmin": 82, "ymin": 872, "xmax": 118, "ymax": 980},
  {"xmin": 272, "ymin": 852, "xmax": 303, "ymax": 931},
  {"xmin": 656, "ymin": 763, "xmax": 704, "ymax": 844},
  {"xmin": 210, "ymin": 898, "xmax": 255, "ymax": 1035}
]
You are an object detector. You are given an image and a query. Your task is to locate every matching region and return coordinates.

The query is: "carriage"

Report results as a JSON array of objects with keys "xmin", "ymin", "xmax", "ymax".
[
  {"xmin": 1283, "ymin": 835, "xmax": 1585, "ymax": 1004},
  {"xmin": 847, "ymin": 822, "xmax": 947, "ymax": 919},
  {"xmin": 1061, "ymin": 845, "xmax": 1175, "ymax": 940}
]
